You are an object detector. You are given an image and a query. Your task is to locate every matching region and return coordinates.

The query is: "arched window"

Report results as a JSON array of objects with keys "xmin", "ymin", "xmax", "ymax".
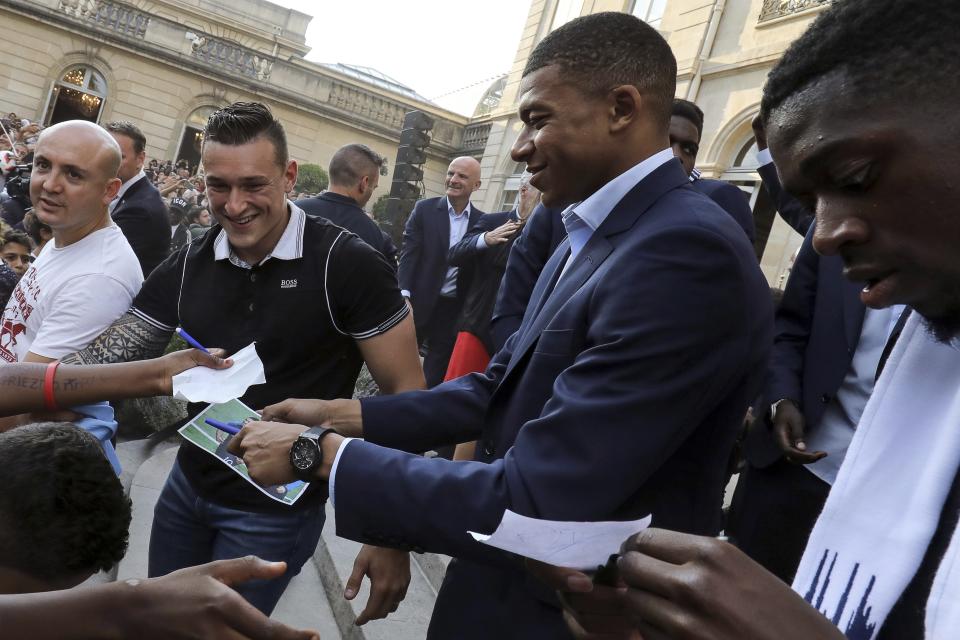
[
  {"xmin": 44, "ymin": 65, "xmax": 107, "ymax": 125},
  {"xmin": 176, "ymin": 106, "xmax": 217, "ymax": 171},
  {"xmin": 720, "ymin": 135, "xmax": 777, "ymax": 260}
]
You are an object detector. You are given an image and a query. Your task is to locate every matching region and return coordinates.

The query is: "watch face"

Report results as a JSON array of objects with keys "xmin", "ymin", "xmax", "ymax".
[{"xmin": 291, "ymin": 438, "xmax": 318, "ymax": 471}]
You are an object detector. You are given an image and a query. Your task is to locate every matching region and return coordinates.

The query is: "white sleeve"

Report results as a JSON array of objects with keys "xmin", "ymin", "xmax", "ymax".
[
  {"xmin": 327, "ymin": 437, "xmax": 356, "ymax": 508},
  {"xmin": 29, "ymin": 275, "xmax": 136, "ymax": 360}
]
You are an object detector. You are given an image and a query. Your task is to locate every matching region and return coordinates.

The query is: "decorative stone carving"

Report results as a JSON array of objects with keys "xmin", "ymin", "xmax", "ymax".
[
  {"xmin": 327, "ymin": 82, "xmax": 406, "ymax": 129},
  {"xmin": 59, "ymin": 0, "xmax": 150, "ymax": 38},
  {"xmin": 461, "ymin": 123, "xmax": 491, "ymax": 152},
  {"xmin": 759, "ymin": 0, "xmax": 831, "ymax": 22},
  {"xmin": 190, "ymin": 34, "xmax": 274, "ymax": 82}
]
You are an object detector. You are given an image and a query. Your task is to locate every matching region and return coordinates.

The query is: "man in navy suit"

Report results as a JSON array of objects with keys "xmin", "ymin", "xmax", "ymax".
[
  {"xmin": 398, "ymin": 156, "xmax": 483, "ymax": 387},
  {"xmin": 728, "ymin": 222, "xmax": 907, "ymax": 583},
  {"xmin": 489, "ymin": 202, "xmax": 565, "ymax": 351},
  {"xmin": 670, "ymin": 99, "xmax": 756, "ymax": 243},
  {"xmin": 231, "ymin": 12, "xmax": 771, "ymax": 638},
  {"xmin": 296, "ymin": 143, "xmax": 397, "ymax": 265},
  {"xmin": 105, "ymin": 121, "xmax": 169, "ymax": 277},
  {"xmin": 752, "ymin": 115, "xmax": 814, "ymax": 236}
]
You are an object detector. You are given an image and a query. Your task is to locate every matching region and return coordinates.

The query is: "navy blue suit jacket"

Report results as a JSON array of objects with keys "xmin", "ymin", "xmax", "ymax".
[
  {"xmin": 112, "ymin": 176, "xmax": 170, "ymax": 277},
  {"xmin": 397, "ymin": 196, "xmax": 483, "ymax": 336},
  {"xmin": 490, "ymin": 204, "xmax": 566, "ymax": 351},
  {"xmin": 690, "ymin": 177, "xmax": 756, "ymax": 244},
  {"xmin": 757, "ymin": 161, "xmax": 813, "ymax": 236},
  {"xmin": 295, "ymin": 192, "xmax": 397, "ymax": 266},
  {"xmin": 334, "ymin": 160, "xmax": 773, "ymax": 637},
  {"xmin": 743, "ymin": 225, "xmax": 865, "ymax": 468}
]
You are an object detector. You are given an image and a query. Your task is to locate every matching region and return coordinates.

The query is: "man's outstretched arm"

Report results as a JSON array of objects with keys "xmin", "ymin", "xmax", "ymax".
[
  {"xmin": 0, "ymin": 350, "xmax": 230, "ymax": 416},
  {"xmin": 0, "ymin": 557, "xmax": 318, "ymax": 640},
  {"xmin": 60, "ymin": 311, "xmax": 173, "ymax": 365}
]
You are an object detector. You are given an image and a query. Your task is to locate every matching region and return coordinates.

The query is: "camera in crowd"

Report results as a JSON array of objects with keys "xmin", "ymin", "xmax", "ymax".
[
  {"xmin": 1, "ymin": 163, "xmax": 31, "ymax": 228},
  {"xmin": 5, "ymin": 164, "xmax": 31, "ymax": 204}
]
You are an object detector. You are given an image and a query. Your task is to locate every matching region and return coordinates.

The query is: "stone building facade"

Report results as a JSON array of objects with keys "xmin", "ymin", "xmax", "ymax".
[
  {"xmin": 0, "ymin": 0, "xmax": 478, "ymax": 198},
  {"xmin": 473, "ymin": 0, "xmax": 831, "ymax": 286},
  {"xmin": 1, "ymin": 0, "xmax": 829, "ymax": 284}
]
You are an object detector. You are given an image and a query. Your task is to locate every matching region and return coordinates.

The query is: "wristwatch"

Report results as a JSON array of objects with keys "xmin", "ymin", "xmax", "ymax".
[{"xmin": 289, "ymin": 426, "xmax": 336, "ymax": 481}]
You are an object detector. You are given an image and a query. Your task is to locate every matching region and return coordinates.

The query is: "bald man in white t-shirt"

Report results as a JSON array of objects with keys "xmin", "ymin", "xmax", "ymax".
[{"xmin": 0, "ymin": 121, "xmax": 142, "ymax": 428}]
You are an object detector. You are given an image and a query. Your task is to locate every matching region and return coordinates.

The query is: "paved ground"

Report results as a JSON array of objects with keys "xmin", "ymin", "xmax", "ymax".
[
  {"xmin": 81, "ymin": 433, "xmax": 736, "ymax": 638},
  {"xmin": 82, "ymin": 438, "xmax": 441, "ymax": 639}
]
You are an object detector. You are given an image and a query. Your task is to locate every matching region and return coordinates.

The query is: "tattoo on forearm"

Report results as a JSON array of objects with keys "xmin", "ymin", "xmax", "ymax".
[
  {"xmin": 60, "ymin": 312, "xmax": 172, "ymax": 365},
  {"xmin": 0, "ymin": 373, "xmax": 93, "ymax": 392}
]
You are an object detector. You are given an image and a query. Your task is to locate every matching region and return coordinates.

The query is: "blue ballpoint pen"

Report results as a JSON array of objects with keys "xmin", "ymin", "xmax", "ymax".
[
  {"xmin": 176, "ymin": 327, "xmax": 209, "ymax": 353},
  {"xmin": 204, "ymin": 418, "xmax": 241, "ymax": 435}
]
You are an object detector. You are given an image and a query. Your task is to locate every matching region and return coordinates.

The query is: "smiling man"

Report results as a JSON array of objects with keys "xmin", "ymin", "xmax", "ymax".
[
  {"xmin": 398, "ymin": 155, "xmax": 484, "ymax": 388},
  {"xmin": 60, "ymin": 102, "xmax": 424, "ymax": 621},
  {"xmin": 227, "ymin": 13, "xmax": 771, "ymax": 639},
  {"xmin": 530, "ymin": 2, "xmax": 960, "ymax": 639}
]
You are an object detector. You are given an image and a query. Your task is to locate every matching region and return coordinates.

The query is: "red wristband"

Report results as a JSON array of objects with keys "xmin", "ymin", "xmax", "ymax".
[{"xmin": 43, "ymin": 360, "xmax": 61, "ymax": 411}]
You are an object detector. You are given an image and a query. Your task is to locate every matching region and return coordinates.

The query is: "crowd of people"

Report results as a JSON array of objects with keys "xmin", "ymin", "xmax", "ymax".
[{"xmin": 0, "ymin": 1, "xmax": 956, "ymax": 638}]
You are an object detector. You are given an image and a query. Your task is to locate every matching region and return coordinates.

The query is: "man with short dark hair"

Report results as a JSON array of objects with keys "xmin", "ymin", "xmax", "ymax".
[
  {"xmin": 229, "ymin": 13, "xmax": 771, "ymax": 638},
  {"xmin": 104, "ymin": 121, "xmax": 169, "ymax": 277},
  {"xmin": 670, "ymin": 98, "xmax": 756, "ymax": 242},
  {"xmin": 0, "ymin": 423, "xmax": 131, "ymax": 594},
  {"xmin": 295, "ymin": 143, "xmax": 397, "ymax": 263},
  {"xmin": 0, "ymin": 229, "xmax": 32, "ymax": 277},
  {"xmin": 537, "ymin": 2, "xmax": 960, "ymax": 638},
  {"xmin": 64, "ymin": 102, "xmax": 423, "ymax": 620}
]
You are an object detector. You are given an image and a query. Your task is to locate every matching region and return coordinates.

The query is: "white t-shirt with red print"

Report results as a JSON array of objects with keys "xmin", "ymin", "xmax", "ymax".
[{"xmin": 0, "ymin": 225, "xmax": 142, "ymax": 363}]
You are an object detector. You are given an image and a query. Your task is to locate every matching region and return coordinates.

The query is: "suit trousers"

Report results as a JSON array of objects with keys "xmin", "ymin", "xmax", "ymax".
[
  {"xmin": 726, "ymin": 458, "xmax": 831, "ymax": 584},
  {"xmin": 422, "ymin": 295, "xmax": 463, "ymax": 388}
]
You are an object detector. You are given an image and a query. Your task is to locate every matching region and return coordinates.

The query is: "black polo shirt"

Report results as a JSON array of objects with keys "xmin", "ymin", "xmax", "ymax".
[{"xmin": 132, "ymin": 204, "xmax": 408, "ymax": 512}]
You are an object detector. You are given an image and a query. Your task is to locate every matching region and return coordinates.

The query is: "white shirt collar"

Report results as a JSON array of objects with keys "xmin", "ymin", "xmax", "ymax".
[
  {"xmin": 446, "ymin": 197, "xmax": 472, "ymax": 218},
  {"xmin": 572, "ymin": 148, "xmax": 675, "ymax": 231},
  {"xmin": 213, "ymin": 200, "xmax": 307, "ymax": 266},
  {"xmin": 115, "ymin": 169, "xmax": 146, "ymax": 201}
]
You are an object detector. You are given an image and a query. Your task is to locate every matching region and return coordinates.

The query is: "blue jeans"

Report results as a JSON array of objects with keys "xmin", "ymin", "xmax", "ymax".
[{"xmin": 148, "ymin": 460, "xmax": 325, "ymax": 615}]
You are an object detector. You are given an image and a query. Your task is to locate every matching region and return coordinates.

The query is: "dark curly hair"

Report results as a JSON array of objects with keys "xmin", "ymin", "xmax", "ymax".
[
  {"xmin": 523, "ymin": 12, "xmax": 676, "ymax": 128},
  {"xmin": 204, "ymin": 101, "xmax": 288, "ymax": 168},
  {"xmin": 761, "ymin": 0, "xmax": 960, "ymax": 121},
  {"xmin": 0, "ymin": 424, "xmax": 131, "ymax": 583}
]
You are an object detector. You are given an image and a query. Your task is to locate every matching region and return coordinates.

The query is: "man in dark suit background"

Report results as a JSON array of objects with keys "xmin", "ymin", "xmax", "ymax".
[
  {"xmin": 752, "ymin": 114, "xmax": 814, "ymax": 236},
  {"xmin": 670, "ymin": 99, "xmax": 756, "ymax": 243},
  {"xmin": 230, "ymin": 12, "xmax": 772, "ymax": 638},
  {"xmin": 105, "ymin": 121, "xmax": 169, "ymax": 277},
  {"xmin": 489, "ymin": 202, "xmax": 565, "ymax": 351},
  {"xmin": 728, "ymin": 222, "xmax": 908, "ymax": 583},
  {"xmin": 398, "ymin": 155, "xmax": 483, "ymax": 387},
  {"xmin": 296, "ymin": 143, "xmax": 397, "ymax": 265}
]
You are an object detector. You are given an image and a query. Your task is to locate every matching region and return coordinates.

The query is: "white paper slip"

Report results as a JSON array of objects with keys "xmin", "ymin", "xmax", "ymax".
[
  {"xmin": 469, "ymin": 510, "xmax": 652, "ymax": 570},
  {"xmin": 172, "ymin": 342, "xmax": 266, "ymax": 404}
]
